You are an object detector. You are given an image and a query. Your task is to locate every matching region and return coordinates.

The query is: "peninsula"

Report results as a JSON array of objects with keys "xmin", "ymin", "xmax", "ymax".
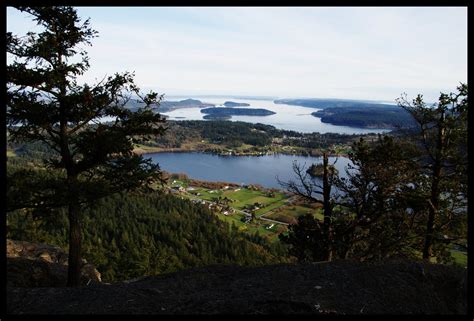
[{"xmin": 274, "ymin": 98, "xmax": 415, "ymax": 128}]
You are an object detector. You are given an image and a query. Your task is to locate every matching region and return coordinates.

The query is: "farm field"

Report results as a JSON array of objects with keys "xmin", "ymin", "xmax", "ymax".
[
  {"xmin": 179, "ymin": 184, "xmax": 289, "ymax": 214},
  {"xmin": 219, "ymin": 213, "xmax": 287, "ymax": 242},
  {"xmin": 264, "ymin": 204, "xmax": 323, "ymax": 224},
  {"xmin": 165, "ymin": 178, "xmax": 312, "ymax": 242}
]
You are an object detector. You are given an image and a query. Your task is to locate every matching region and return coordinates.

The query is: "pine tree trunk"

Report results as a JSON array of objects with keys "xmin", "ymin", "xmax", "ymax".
[
  {"xmin": 423, "ymin": 167, "xmax": 440, "ymax": 261},
  {"xmin": 422, "ymin": 213, "xmax": 435, "ymax": 260},
  {"xmin": 423, "ymin": 110, "xmax": 445, "ymax": 261},
  {"xmin": 322, "ymin": 152, "xmax": 334, "ymax": 261},
  {"xmin": 67, "ymin": 202, "xmax": 82, "ymax": 287}
]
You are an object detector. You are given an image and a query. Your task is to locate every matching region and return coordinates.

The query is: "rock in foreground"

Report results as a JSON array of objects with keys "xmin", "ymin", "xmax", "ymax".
[
  {"xmin": 7, "ymin": 260, "xmax": 467, "ymax": 314},
  {"xmin": 7, "ymin": 239, "xmax": 101, "ymax": 287}
]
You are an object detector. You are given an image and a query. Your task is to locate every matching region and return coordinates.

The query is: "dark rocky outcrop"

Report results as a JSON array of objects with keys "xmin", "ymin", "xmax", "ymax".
[
  {"xmin": 7, "ymin": 239, "xmax": 101, "ymax": 287},
  {"xmin": 7, "ymin": 260, "xmax": 467, "ymax": 314}
]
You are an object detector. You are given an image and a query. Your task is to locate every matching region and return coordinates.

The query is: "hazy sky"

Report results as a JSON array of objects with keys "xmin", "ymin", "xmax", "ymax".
[{"xmin": 7, "ymin": 6, "xmax": 467, "ymax": 102}]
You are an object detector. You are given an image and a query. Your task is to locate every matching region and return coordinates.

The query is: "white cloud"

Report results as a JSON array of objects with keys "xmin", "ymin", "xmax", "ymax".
[{"xmin": 7, "ymin": 6, "xmax": 467, "ymax": 102}]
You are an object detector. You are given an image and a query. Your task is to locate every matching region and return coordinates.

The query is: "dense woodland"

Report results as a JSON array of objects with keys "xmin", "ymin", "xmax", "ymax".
[
  {"xmin": 7, "ymin": 192, "xmax": 288, "ymax": 282},
  {"xmin": 143, "ymin": 120, "xmax": 366, "ymax": 150},
  {"xmin": 311, "ymin": 106, "xmax": 416, "ymax": 128},
  {"xmin": 7, "ymin": 139, "xmax": 288, "ymax": 282}
]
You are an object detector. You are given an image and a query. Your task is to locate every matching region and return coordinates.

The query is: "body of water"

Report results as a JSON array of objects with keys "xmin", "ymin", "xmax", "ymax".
[
  {"xmin": 148, "ymin": 152, "xmax": 353, "ymax": 190},
  {"xmin": 161, "ymin": 96, "xmax": 390, "ymax": 135}
]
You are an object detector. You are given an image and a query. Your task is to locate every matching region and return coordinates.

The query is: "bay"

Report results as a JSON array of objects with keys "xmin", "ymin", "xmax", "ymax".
[
  {"xmin": 161, "ymin": 96, "xmax": 391, "ymax": 135},
  {"xmin": 148, "ymin": 152, "xmax": 353, "ymax": 190}
]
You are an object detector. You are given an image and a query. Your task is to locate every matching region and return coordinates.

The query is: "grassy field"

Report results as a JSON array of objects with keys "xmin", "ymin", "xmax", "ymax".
[
  {"xmin": 222, "ymin": 189, "xmax": 287, "ymax": 212},
  {"xmin": 212, "ymin": 209, "xmax": 286, "ymax": 243},
  {"xmin": 7, "ymin": 150, "xmax": 16, "ymax": 157},
  {"xmin": 254, "ymin": 198, "xmax": 288, "ymax": 216},
  {"xmin": 185, "ymin": 186, "xmax": 288, "ymax": 214},
  {"xmin": 166, "ymin": 179, "xmax": 292, "ymax": 242},
  {"xmin": 265, "ymin": 204, "xmax": 323, "ymax": 224},
  {"xmin": 450, "ymin": 250, "xmax": 468, "ymax": 267}
]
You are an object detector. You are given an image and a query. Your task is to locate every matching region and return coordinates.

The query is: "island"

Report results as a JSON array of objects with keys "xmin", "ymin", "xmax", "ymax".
[
  {"xmin": 159, "ymin": 99, "xmax": 215, "ymax": 112},
  {"xmin": 274, "ymin": 98, "xmax": 415, "ymax": 129},
  {"xmin": 311, "ymin": 106, "xmax": 415, "ymax": 129},
  {"xmin": 306, "ymin": 163, "xmax": 338, "ymax": 178},
  {"xmin": 126, "ymin": 98, "xmax": 215, "ymax": 113},
  {"xmin": 200, "ymin": 107, "xmax": 276, "ymax": 118},
  {"xmin": 223, "ymin": 101, "xmax": 251, "ymax": 107}
]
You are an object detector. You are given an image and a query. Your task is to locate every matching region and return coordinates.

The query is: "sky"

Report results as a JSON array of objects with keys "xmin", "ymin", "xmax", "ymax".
[{"xmin": 6, "ymin": 6, "xmax": 467, "ymax": 102}]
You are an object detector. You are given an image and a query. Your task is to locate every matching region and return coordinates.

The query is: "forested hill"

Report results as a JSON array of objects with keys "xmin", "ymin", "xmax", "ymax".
[
  {"xmin": 274, "ymin": 98, "xmax": 415, "ymax": 128},
  {"xmin": 7, "ymin": 192, "xmax": 289, "ymax": 283},
  {"xmin": 145, "ymin": 120, "xmax": 361, "ymax": 151},
  {"xmin": 311, "ymin": 106, "xmax": 416, "ymax": 128}
]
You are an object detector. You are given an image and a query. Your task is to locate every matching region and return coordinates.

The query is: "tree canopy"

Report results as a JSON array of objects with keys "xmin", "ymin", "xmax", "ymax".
[
  {"xmin": 280, "ymin": 84, "xmax": 467, "ymax": 264},
  {"xmin": 7, "ymin": 6, "xmax": 166, "ymax": 286}
]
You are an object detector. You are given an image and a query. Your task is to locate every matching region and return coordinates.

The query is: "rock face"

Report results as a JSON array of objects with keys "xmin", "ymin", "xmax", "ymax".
[
  {"xmin": 7, "ymin": 260, "xmax": 467, "ymax": 314},
  {"xmin": 7, "ymin": 239, "xmax": 101, "ymax": 287}
]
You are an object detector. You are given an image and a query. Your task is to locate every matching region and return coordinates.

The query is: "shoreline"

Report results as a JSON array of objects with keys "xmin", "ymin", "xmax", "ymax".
[{"xmin": 133, "ymin": 146, "xmax": 348, "ymax": 158}]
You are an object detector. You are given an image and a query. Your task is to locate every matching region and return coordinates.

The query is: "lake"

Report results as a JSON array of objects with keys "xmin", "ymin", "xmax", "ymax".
[
  {"xmin": 161, "ymin": 96, "xmax": 390, "ymax": 135},
  {"xmin": 148, "ymin": 152, "xmax": 353, "ymax": 190}
]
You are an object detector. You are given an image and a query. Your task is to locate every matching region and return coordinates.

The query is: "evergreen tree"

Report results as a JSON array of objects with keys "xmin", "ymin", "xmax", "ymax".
[
  {"xmin": 396, "ymin": 84, "xmax": 468, "ymax": 261},
  {"xmin": 7, "ymin": 6, "xmax": 166, "ymax": 286},
  {"xmin": 279, "ymin": 214, "xmax": 328, "ymax": 262},
  {"xmin": 334, "ymin": 135, "xmax": 421, "ymax": 260},
  {"xmin": 278, "ymin": 152, "xmax": 337, "ymax": 261}
]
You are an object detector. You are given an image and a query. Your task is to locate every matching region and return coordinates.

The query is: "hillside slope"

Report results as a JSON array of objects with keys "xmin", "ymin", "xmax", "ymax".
[
  {"xmin": 7, "ymin": 260, "xmax": 467, "ymax": 314},
  {"xmin": 7, "ymin": 193, "xmax": 288, "ymax": 283}
]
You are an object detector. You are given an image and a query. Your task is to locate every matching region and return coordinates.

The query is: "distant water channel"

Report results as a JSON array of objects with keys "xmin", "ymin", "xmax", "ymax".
[
  {"xmin": 148, "ymin": 152, "xmax": 353, "ymax": 190},
  {"xmin": 161, "ymin": 96, "xmax": 390, "ymax": 135}
]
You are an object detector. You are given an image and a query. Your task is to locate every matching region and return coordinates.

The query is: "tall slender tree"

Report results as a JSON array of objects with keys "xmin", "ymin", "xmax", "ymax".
[
  {"xmin": 396, "ymin": 84, "xmax": 468, "ymax": 261},
  {"xmin": 7, "ymin": 6, "xmax": 166, "ymax": 286},
  {"xmin": 334, "ymin": 135, "xmax": 422, "ymax": 260},
  {"xmin": 278, "ymin": 152, "xmax": 337, "ymax": 261}
]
